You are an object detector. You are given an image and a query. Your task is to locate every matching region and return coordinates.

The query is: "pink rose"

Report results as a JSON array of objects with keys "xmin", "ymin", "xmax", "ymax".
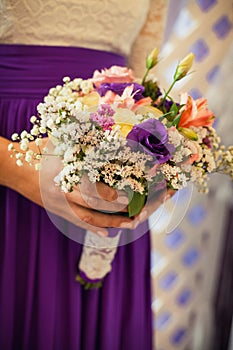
[{"xmin": 92, "ymin": 66, "xmax": 135, "ymax": 88}]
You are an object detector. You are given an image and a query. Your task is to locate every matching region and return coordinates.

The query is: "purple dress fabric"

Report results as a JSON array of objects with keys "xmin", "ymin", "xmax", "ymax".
[{"xmin": 0, "ymin": 44, "xmax": 152, "ymax": 350}]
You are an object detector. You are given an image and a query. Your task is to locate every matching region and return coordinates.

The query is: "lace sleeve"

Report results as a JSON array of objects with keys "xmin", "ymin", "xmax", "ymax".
[{"xmin": 129, "ymin": 0, "xmax": 169, "ymax": 77}]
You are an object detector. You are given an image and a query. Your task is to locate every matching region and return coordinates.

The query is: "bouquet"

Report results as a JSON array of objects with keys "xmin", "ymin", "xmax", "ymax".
[{"xmin": 9, "ymin": 49, "xmax": 233, "ymax": 288}]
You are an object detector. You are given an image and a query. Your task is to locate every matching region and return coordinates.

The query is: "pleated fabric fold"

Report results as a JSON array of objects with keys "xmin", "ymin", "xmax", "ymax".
[{"xmin": 0, "ymin": 44, "xmax": 152, "ymax": 350}]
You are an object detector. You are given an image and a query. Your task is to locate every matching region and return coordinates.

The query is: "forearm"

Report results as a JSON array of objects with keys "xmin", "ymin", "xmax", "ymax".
[{"xmin": 0, "ymin": 136, "xmax": 43, "ymax": 206}]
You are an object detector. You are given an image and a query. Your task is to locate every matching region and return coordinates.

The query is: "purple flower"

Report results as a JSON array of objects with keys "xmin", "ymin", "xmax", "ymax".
[
  {"xmin": 203, "ymin": 137, "xmax": 211, "ymax": 148},
  {"xmin": 126, "ymin": 118, "xmax": 174, "ymax": 164},
  {"xmin": 97, "ymin": 83, "xmax": 145, "ymax": 101},
  {"xmin": 90, "ymin": 104, "xmax": 115, "ymax": 130},
  {"xmin": 155, "ymin": 99, "xmax": 180, "ymax": 113}
]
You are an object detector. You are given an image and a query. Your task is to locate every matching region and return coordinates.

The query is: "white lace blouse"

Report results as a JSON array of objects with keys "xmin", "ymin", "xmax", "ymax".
[{"xmin": 0, "ymin": 0, "xmax": 168, "ymax": 75}]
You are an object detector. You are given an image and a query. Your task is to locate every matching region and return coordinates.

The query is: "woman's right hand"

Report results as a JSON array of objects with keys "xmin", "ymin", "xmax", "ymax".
[{"xmin": 0, "ymin": 136, "xmax": 134, "ymax": 237}]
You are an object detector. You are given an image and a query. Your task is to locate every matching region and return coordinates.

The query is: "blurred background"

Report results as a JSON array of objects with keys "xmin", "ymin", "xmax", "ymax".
[{"xmin": 149, "ymin": 1, "xmax": 233, "ymax": 349}]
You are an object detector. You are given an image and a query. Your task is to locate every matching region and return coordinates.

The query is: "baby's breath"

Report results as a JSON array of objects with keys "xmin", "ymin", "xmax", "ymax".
[{"xmin": 8, "ymin": 72, "xmax": 233, "ymax": 198}]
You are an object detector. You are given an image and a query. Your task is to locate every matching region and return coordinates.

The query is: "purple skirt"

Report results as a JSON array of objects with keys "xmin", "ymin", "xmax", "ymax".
[{"xmin": 0, "ymin": 44, "xmax": 152, "ymax": 350}]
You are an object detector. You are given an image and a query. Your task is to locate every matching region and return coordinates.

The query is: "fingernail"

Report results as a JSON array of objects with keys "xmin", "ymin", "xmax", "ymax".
[{"xmin": 97, "ymin": 231, "xmax": 108, "ymax": 237}]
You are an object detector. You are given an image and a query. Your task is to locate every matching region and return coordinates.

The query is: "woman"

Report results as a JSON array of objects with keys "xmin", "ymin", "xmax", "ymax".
[{"xmin": 0, "ymin": 1, "xmax": 170, "ymax": 349}]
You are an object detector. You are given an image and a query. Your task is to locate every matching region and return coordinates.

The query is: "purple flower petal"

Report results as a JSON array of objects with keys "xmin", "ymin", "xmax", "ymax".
[
  {"xmin": 126, "ymin": 118, "xmax": 175, "ymax": 164},
  {"xmin": 97, "ymin": 83, "xmax": 145, "ymax": 101}
]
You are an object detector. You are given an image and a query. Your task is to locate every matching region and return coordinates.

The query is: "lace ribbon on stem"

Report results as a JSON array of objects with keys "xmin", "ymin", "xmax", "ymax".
[{"xmin": 76, "ymin": 228, "xmax": 122, "ymax": 289}]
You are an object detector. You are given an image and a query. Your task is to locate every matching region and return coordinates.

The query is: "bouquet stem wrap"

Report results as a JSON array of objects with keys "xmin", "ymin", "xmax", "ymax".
[{"xmin": 76, "ymin": 229, "xmax": 122, "ymax": 289}]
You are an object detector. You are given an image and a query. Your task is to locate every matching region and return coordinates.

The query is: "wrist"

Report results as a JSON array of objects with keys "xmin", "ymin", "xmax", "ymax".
[{"xmin": 0, "ymin": 136, "xmax": 43, "ymax": 206}]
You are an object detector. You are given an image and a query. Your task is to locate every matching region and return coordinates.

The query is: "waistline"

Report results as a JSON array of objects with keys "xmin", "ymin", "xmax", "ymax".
[{"xmin": 0, "ymin": 44, "xmax": 126, "ymax": 98}]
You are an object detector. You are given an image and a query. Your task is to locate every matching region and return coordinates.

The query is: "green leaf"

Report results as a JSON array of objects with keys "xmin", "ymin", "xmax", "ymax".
[
  {"xmin": 127, "ymin": 191, "xmax": 146, "ymax": 217},
  {"xmin": 172, "ymin": 114, "xmax": 182, "ymax": 127},
  {"xmin": 169, "ymin": 102, "xmax": 179, "ymax": 117},
  {"xmin": 75, "ymin": 274, "xmax": 103, "ymax": 289}
]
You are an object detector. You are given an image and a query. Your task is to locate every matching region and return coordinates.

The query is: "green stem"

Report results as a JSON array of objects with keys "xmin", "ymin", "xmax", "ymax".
[
  {"xmin": 142, "ymin": 68, "xmax": 150, "ymax": 85},
  {"xmin": 158, "ymin": 79, "xmax": 177, "ymax": 108},
  {"xmin": 158, "ymin": 111, "xmax": 173, "ymax": 122}
]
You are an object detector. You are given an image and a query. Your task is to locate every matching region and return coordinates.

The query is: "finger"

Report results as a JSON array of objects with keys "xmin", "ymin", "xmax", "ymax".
[
  {"xmin": 69, "ymin": 202, "xmax": 134, "ymax": 232},
  {"xmin": 146, "ymin": 188, "xmax": 176, "ymax": 214},
  {"xmin": 132, "ymin": 188, "xmax": 177, "ymax": 227},
  {"xmin": 66, "ymin": 188, "xmax": 128, "ymax": 213},
  {"xmin": 96, "ymin": 182, "xmax": 128, "ymax": 202},
  {"xmin": 80, "ymin": 175, "xmax": 128, "ymax": 203},
  {"xmin": 148, "ymin": 188, "xmax": 176, "ymax": 205},
  {"xmin": 42, "ymin": 195, "xmax": 110, "ymax": 238}
]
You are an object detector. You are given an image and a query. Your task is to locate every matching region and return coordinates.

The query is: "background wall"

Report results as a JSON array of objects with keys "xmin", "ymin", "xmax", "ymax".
[{"xmin": 149, "ymin": 1, "xmax": 233, "ymax": 349}]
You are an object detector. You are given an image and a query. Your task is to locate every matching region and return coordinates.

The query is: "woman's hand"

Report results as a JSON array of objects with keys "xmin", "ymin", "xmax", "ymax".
[
  {"xmin": 0, "ymin": 136, "xmax": 133, "ymax": 237},
  {"xmin": 135, "ymin": 187, "xmax": 176, "ymax": 224},
  {"xmin": 0, "ymin": 136, "xmax": 176, "ymax": 236}
]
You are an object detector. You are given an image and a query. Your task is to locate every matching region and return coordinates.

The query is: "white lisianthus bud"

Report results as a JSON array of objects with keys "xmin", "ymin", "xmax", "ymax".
[
  {"xmin": 146, "ymin": 47, "xmax": 159, "ymax": 70},
  {"xmin": 174, "ymin": 53, "xmax": 195, "ymax": 81},
  {"xmin": 30, "ymin": 116, "xmax": 37, "ymax": 123},
  {"xmin": 16, "ymin": 159, "xmax": 23, "ymax": 167}
]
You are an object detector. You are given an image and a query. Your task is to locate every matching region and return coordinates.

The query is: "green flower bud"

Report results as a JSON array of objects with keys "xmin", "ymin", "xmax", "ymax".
[
  {"xmin": 174, "ymin": 53, "xmax": 195, "ymax": 81},
  {"xmin": 146, "ymin": 48, "xmax": 159, "ymax": 70},
  {"xmin": 178, "ymin": 127, "xmax": 198, "ymax": 141}
]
